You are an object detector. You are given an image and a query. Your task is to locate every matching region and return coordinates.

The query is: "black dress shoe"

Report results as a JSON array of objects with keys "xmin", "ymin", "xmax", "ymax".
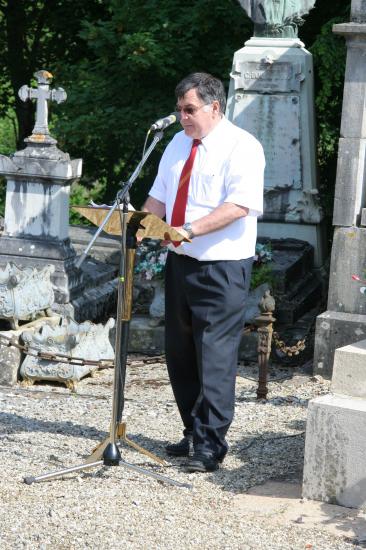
[
  {"xmin": 217, "ymin": 449, "xmax": 227, "ymax": 463},
  {"xmin": 165, "ymin": 435, "xmax": 193, "ymax": 457},
  {"xmin": 186, "ymin": 452, "xmax": 219, "ymax": 473}
]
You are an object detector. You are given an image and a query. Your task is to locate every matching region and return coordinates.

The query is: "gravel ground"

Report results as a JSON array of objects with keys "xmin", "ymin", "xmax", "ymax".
[{"xmin": 0, "ymin": 357, "xmax": 362, "ymax": 550}]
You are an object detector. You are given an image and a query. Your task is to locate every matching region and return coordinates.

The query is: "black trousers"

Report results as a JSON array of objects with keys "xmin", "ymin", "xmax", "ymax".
[{"xmin": 164, "ymin": 251, "xmax": 253, "ymax": 457}]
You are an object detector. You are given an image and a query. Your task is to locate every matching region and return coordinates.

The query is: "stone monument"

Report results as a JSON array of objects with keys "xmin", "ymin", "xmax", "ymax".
[
  {"xmin": 227, "ymin": 0, "xmax": 325, "ymax": 267},
  {"xmin": 0, "ymin": 70, "xmax": 82, "ymax": 302},
  {"xmin": 0, "ymin": 70, "xmax": 118, "ymax": 321},
  {"xmin": 313, "ymin": 0, "xmax": 366, "ymax": 377}
]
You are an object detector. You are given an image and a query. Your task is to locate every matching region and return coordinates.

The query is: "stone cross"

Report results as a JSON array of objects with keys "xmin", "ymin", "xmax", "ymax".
[{"xmin": 18, "ymin": 70, "xmax": 67, "ymax": 140}]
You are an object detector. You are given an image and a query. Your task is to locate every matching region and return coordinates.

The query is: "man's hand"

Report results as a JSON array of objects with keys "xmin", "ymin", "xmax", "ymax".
[
  {"xmin": 161, "ymin": 226, "xmax": 189, "ymax": 247},
  {"xmin": 172, "ymin": 226, "xmax": 190, "ymax": 240}
]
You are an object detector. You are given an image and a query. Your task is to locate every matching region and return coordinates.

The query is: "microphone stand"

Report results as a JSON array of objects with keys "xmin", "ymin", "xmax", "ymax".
[
  {"xmin": 24, "ymin": 130, "xmax": 191, "ymax": 489},
  {"xmin": 75, "ymin": 131, "xmax": 164, "ymax": 270}
]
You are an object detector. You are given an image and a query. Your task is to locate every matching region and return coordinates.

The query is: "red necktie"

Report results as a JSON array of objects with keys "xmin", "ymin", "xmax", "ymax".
[{"xmin": 171, "ymin": 138, "xmax": 201, "ymax": 229}]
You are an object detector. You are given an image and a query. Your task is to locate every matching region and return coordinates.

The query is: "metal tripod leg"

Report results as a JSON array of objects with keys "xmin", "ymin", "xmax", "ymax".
[
  {"xmin": 117, "ymin": 422, "xmax": 167, "ymax": 466},
  {"xmin": 24, "ymin": 458, "xmax": 191, "ymax": 488}
]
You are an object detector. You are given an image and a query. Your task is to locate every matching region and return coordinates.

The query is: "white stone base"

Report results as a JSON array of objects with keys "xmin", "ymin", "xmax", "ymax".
[
  {"xmin": 331, "ymin": 339, "xmax": 366, "ymax": 398},
  {"xmin": 303, "ymin": 393, "xmax": 366, "ymax": 509}
]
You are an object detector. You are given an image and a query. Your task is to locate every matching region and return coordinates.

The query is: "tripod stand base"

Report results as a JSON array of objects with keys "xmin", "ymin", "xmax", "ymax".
[
  {"xmin": 84, "ymin": 422, "xmax": 167, "ymax": 466},
  {"xmin": 23, "ymin": 457, "xmax": 191, "ymax": 489},
  {"xmin": 103, "ymin": 442, "xmax": 121, "ymax": 466},
  {"xmin": 23, "ymin": 422, "xmax": 188, "ymax": 488}
]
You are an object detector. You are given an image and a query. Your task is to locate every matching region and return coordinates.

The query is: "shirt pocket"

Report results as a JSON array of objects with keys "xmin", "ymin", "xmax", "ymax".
[{"xmin": 190, "ymin": 171, "xmax": 226, "ymax": 207}]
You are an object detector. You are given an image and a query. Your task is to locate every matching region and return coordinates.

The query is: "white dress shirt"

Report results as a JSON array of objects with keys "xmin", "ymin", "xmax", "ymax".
[{"xmin": 149, "ymin": 117, "xmax": 265, "ymax": 260}]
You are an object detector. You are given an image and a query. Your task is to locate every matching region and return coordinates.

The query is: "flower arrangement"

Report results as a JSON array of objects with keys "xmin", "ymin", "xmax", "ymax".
[
  {"xmin": 134, "ymin": 242, "xmax": 274, "ymax": 286},
  {"xmin": 134, "ymin": 245, "xmax": 168, "ymax": 281},
  {"xmin": 254, "ymin": 242, "xmax": 273, "ymax": 264},
  {"xmin": 250, "ymin": 242, "xmax": 274, "ymax": 290}
]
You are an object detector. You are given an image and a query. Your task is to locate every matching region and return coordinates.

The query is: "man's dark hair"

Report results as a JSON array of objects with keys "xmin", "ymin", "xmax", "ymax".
[{"xmin": 175, "ymin": 72, "xmax": 226, "ymax": 113}]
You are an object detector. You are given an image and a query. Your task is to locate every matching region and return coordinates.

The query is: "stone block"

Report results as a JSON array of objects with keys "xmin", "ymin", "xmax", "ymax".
[
  {"xmin": 339, "ymin": 40, "xmax": 366, "ymax": 138},
  {"xmin": 327, "ymin": 226, "xmax": 366, "ymax": 314},
  {"xmin": 303, "ymin": 393, "xmax": 366, "ymax": 508},
  {"xmin": 238, "ymin": 330, "xmax": 259, "ymax": 362},
  {"xmin": 313, "ymin": 310, "xmax": 366, "ymax": 378},
  {"xmin": 351, "ymin": 1, "xmax": 366, "ymax": 23},
  {"xmin": 331, "ymin": 339, "xmax": 366, "ymax": 398},
  {"xmin": 332, "ymin": 138, "xmax": 366, "ymax": 226},
  {"xmin": 19, "ymin": 317, "xmax": 114, "ymax": 390},
  {"xmin": 127, "ymin": 315, "xmax": 260, "ymax": 360},
  {"xmin": 275, "ymin": 272, "xmax": 321, "ymax": 325},
  {"xmin": 0, "ymin": 342, "xmax": 21, "ymax": 386},
  {"xmin": 128, "ymin": 316, "xmax": 165, "ymax": 355},
  {"xmin": 268, "ymin": 239, "xmax": 314, "ymax": 294}
]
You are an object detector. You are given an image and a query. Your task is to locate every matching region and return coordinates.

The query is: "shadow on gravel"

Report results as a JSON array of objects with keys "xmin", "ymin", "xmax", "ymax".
[
  {"xmin": 0, "ymin": 411, "xmax": 171, "ymax": 462},
  {"xmin": 204, "ymin": 427, "xmax": 306, "ymax": 494},
  {"xmin": 0, "ymin": 411, "xmax": 108, "ymax": 440}
]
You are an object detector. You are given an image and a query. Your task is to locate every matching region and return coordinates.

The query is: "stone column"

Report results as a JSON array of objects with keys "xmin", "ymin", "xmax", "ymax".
[
  {"xmin": 313, "ymin": 1, "xmax": 366, "ymax": 377},
  {"xmin": 0, "ymin": 70, "xmax": 83, "ymax": 303}
]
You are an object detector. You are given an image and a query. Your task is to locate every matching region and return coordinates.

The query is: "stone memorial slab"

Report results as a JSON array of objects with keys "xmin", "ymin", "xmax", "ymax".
[
  {"xmin": 233, "ymin": 93, "xmax": 301, "ymax": 192},
  {"xmin": 232, "ymin": 59, "xmax": 302, "ymax": 93}
]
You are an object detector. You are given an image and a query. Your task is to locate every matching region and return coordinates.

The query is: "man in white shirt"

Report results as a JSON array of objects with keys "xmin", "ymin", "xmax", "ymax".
[{"xmin": 144, "ymin": 72, "xmax": 265, "ymax": 472}]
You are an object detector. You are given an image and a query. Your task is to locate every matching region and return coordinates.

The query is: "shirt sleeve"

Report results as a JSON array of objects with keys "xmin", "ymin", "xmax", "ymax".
[
  {"xmin": 224, "ymin": 137, "xmax": 265, "ymax": 217},
  {"xmin": 148, "ymin": 168, "xmax": 167, "ymax": 204}
]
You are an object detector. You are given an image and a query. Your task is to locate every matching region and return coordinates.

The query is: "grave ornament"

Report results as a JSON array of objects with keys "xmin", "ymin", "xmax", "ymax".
[
  {"xmin": 237, "ymin": 0, "xmax": 316, "ymax": 38},
  {"xmin": 0, "ymin": 263, "xmax": 55, "ymax": 329},
  {"xmin": 16, "ymin": 69, "xmax": 69, "ymax": 161},
  {"xmin": 20, "ymin": 317, "xmax": 115, "ymax": 390}
]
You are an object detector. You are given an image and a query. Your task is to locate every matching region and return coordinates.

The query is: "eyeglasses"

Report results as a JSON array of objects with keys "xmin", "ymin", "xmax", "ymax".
[{"xmin": 175, "ymin": 103, "xmax": 210, "ymax": 116}]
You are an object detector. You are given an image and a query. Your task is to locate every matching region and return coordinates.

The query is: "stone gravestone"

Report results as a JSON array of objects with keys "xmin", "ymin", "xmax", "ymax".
[
  {"xmin": 313, "ymin": 0, "xmax": 366, "ymax": 377},
  {"xmin": 0, "ymin": 70, "xmax": 82, "ymax": 303},
  {"xmin": 0, "ymin": 70, "xmax": 118, "ymax": 321},
  {"xmin": 227, "ymin": 0, "xmax": 325, "ymax": 267}
]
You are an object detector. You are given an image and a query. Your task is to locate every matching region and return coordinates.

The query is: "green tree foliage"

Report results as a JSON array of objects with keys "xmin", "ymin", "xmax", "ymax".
[
  {"xmin": 54, "ymin": 0, "xmax": 252, "ymax": 207},
  {"xmin": 0, "ymin": 0, "xmax": 107, "ymax": 148},
  {"xmin": 300, "ymin": 1, "xmax": 350, "ymax": 224},
  {"xmin": 310, "ymin": 19, "xmax": 349, "ymax": 221}
]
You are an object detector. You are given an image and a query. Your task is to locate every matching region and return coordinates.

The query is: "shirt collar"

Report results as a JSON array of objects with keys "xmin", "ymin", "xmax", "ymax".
[{"xmin": 200, "ymin": 116, "xmax": 226, "ymax": 151}]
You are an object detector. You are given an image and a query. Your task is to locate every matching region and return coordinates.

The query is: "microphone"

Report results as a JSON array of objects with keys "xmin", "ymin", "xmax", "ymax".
[{"xmin": 150, "ymin": 112, "xmax": 180, "ymax": 131}]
